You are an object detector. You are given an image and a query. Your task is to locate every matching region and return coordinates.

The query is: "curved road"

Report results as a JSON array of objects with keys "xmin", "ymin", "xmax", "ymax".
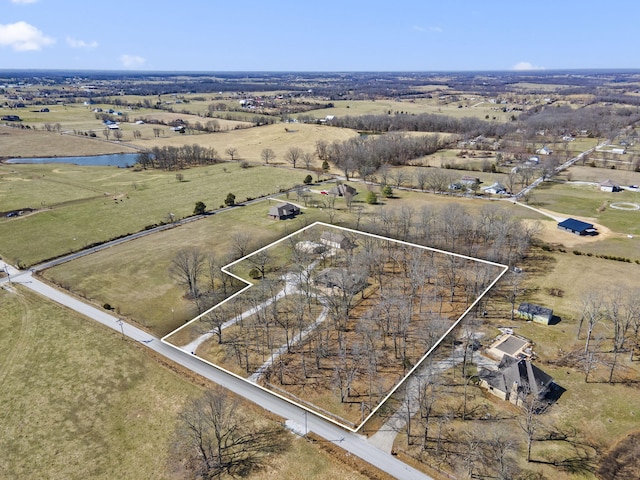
[{"xmin": 0, "ymin": 262, "xmax": 430, "ymax": 480}]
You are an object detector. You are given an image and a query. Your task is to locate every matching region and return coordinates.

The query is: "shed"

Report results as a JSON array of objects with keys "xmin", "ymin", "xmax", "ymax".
[
  {"xmin": 517, "ymin": 302, "xmax": 553, "ymax": 325},
  {"xmin": 557, "ymin": 218, "xmax": 597, "ymax": 236},
  {"xmin": 268, "ymin": 202, "xmax": 300, "ymax": 220}
]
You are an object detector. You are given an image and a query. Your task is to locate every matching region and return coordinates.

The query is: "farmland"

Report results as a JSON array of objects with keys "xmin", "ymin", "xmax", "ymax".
[{"xmin": 2, "ymin": 70, "xmax": 640, "ymax": 479}]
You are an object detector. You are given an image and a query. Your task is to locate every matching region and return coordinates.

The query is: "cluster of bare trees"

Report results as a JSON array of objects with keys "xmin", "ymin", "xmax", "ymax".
[
  {"xmin": 169, "ymin": 248, "xmax": 240, "ymax": 315},
  {"xmin": 363, "ymin": 203, "xmax": 536, "ymax": 267},
  {"xmin": 316, "ymin": 133, "xmax": 445, "ymax": 180},
  {"xmin": 173, "ymin": 386, "xmax": 288, "ymax": 479},
  {"xmin": 518, "ymin": 104, "xmax": 640, "ymax": 138},
  {"xmin": 329, "ymin": 113, "xmax": 514, "ymax": 137},
  {"xmin": 577, "ymin": 286, "xmax": 640, "ymax": 383},
  {"xmin": 138, "ymin": 145, "xmax": 220, "ymax": 170}
]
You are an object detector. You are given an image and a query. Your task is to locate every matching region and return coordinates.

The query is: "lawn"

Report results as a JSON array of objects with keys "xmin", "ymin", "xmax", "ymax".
[{"xmin": 0, "ymin": 162, "xmax": 308, "ymax": 266}]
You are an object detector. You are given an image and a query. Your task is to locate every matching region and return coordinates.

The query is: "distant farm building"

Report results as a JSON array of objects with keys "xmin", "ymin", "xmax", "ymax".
[
  {"xmin": 479, "ymin": 356, "xmax": 555, "ymax": 406},
  {"xmin": 599, "ymin": 179, "xmax": 621, "ymax": 193},
  {"xmin": 517, "ymin": 303, "xmax": 553, "ymax": 325},
  {"xmin": 268, "ymin": 202, "xmax": 300, "ymax": 220},
  {"xmin": 536, "ymin": 146, "xmax": 553, "ymax": 155},
  {"xmin": 460, "ymin": 175, "xmax": 481, "ymax": 185},
  {"xmin": 557, "ymin": 218, "xmax": 597, "ymax": 236}
]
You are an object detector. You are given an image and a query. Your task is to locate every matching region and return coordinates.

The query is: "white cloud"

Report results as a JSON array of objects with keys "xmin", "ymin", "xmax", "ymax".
[
  {"xmin": 120, "ymin": 54, "xmax": 146, "ymax": 68},
  {"xmin": 0, "ymin": 21, "xmax": 54, "ymax": 51},
  {"xmin": 11, "ymin": 0, "xmax": 39, "ymax": 4},
  {"xmin": 429, "ymin": 26, "xmax": 443, "ymax": 33},
  {"xmin": 66, "ymin": 37, "xmax": 98, "ymax": 49},
  {"xmin": 512, "ymin": 61, "xmax": 545, "ymax": 71},
  {"xmin": 412, "ymin": 25, "xmax": 426, "ymax": 32}
]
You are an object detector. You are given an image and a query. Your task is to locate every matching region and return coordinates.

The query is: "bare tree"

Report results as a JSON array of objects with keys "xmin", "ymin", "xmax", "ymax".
[
  {"xmin": 302, "ymin": 151, "xmax": 315, "ymax": 170},
  {"xmin": 175, "ymin": 387, "xmax": 287, "ymax": 478},
  {"xmin": 260, "ymin": 148, "xmax": 275, "ymax": 164},
  {"xmin": 170, "ymin": 248, "xmax": 206, "ymax": 299},
  {"xmin": 285, "ymin": 147, "xmax": 303, "ymax": 168},
  {"xmin": 225, "ymin": 147, "xmax": 238, "ymax": 161}
]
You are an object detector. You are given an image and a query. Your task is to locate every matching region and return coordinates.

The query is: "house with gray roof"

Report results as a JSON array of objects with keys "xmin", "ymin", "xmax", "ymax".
[
  {"xmin": 479, "ymin": 356, "xmax": 555, "ymax": 406},
  {"xmin": 268, "ymin": 202, "xmax": 300, "ymax": 220}
]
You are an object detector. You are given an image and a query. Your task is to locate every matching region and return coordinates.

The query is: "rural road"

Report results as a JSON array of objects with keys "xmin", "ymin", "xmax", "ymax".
[{"xmin": 0, "ymin": 261, "xmax": 431, "ymax": 480}]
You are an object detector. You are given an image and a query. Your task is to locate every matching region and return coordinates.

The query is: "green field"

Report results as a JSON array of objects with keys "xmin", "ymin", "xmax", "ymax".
[{"xmin": 0, "ymin": 162, "xmax": 308, "ymax": 266}]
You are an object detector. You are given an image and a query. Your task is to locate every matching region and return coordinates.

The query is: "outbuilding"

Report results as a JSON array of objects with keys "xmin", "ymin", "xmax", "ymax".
[
  {"xmin": 517, "ymin": 303, "xmax": 553, "ymax": 325},
  {"xmin": 557, "ymin": 218, "xmax": 597, "ymax": 236}
]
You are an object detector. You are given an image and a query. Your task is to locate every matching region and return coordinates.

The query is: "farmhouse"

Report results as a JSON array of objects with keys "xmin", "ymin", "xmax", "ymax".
[
  {"xmin": 599, "ymin": 179, "xmax": 621, "ymax": 193},
  {"xmin": 268, "ymin": 202, "xmax": 300, "ymax": 220},
  {"xmin": 517, "ymin": 302, "xmax": 553, "ymax": 325},
  {"xmin": 557, "ymin": 218, "xmax": 597, "ymax": 236},
  {"xmin": 479, "ymin": 356, "xmax": 555, "ymax": 406},
  {"xmin": 329, "ymin": 183, "xmax": 357, "ymax": 197},
  {"xmin": 320, "ymin": 231, "xmax": 354, "ymax": 250}
]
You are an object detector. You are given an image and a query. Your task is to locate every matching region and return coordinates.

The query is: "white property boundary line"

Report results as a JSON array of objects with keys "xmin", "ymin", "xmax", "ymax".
[{"xmin": 161, "ymin": 221, "xmax": 508, "ymax": 433}]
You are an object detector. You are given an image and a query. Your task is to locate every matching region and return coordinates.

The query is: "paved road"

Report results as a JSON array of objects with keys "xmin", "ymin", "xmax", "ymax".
[{"xmin": 0, "ymin": 262, "xmax": 431, "ymax": 480}]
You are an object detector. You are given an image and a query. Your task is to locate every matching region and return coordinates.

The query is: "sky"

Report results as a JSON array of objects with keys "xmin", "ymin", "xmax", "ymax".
[{"xmin": 1, "ymin": 0, "xmax": 639, "ymax": 72}]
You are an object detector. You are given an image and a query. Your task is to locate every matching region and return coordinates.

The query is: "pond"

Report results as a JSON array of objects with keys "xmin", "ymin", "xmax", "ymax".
[{"xmin": 5, "ymin": 153, "xmax": 140, "ymax": 167}]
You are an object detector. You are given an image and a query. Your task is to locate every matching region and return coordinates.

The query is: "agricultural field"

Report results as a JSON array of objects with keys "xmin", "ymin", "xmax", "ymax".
[{"xmin": 0, "ymin": 161, "xmax": 308, "ymax": 266}]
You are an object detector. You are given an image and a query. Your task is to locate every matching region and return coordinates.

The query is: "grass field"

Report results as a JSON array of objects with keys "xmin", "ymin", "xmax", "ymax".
[
  {"xmin": 40, "ymin": 187, "xmax": 544, "ymax": 338},
  {"xmin": 0, "ymin": 285, "xmax": 199, "ymax": 479},
  {"xmin": 0, "ymin": 285, "xmax": 373, "ymax": 480},
  {"xmin": 128, "ymin": 122, "xmax": 359, "ymax": 168},
  {"xmin": 0, "ymin": 162, "xmax": 309, "ymax": 266},
  {"xmin": 530, "ymin": 181, "xmax": 640, "ymax": 239}
]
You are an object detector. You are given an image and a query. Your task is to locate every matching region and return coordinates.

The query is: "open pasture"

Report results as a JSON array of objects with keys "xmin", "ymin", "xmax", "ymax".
[
  {"xmin": 0, "ymin": 162, "xmax": 306, "ymax": 266},
  {"xmin": 129, "ymin": 122, "xmax": 359, "ymax": 168}
]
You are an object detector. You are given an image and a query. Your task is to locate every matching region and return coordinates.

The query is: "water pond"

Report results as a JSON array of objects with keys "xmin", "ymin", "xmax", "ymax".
[{"xmin": 5, "ymin": 153, "xmax": 140, "ymax": 167}]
